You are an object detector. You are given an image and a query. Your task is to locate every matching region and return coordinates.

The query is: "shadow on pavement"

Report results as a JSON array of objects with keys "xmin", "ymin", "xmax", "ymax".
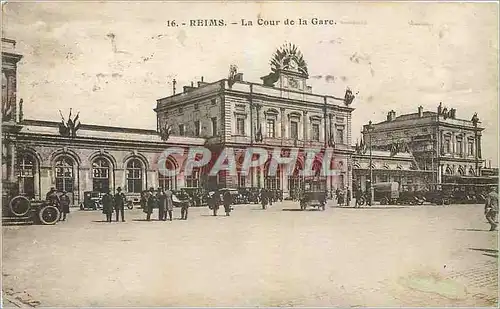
[
  {"xmin": 469, "ymin": 248, "xmax": 498, "ymax": 254},
  {"xmin": 335, "ymin": 206, "xmax": 408, "ymax": 210},
  {"xmin": 91, "ymin": 220, "xmax": 111, "ymax": 223},
  {"xmin": 456, "ymin": 228, "xmax": 491, "ymax": 232},
  {"xmin": 282, "ymin": 208, "xmax": 322, "ymax": 212},
  {"xmin": 483, "ymin": 253, "xmax": 499, "ymax": 259},
  {"xmin": 469, "ymin": 248, "xmax": 499, "ymax": 259}
]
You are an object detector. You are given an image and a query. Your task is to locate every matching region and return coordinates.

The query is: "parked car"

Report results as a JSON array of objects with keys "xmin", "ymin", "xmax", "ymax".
[
  {"xmin": 172, "ymin": 190, "xmax": 192, "ymax": 208},
  {"xmin": 299, "ymin": 190, "xmax": 327, "ymax": 211},
  {"xmin": 80, "ymin": 191, "xmax": 104, "ymax": 210}
]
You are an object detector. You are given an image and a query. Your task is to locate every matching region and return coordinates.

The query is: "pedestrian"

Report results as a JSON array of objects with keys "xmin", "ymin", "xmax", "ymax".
[
  {"xmin": 165, "ymin": 188, "xmax": 174, "ymax": 221},
  {"xmin": 346, "ymin": 188, "xmax": 351, "ymax": 207},
  {"xmin": 484, "ymin": 185, "xmax": 498, "ymax": 231},
  {"xmin": 102, "ymin": 190, "xmax": 114, "ymax": 223},
  {"xmin": 208, "ymin": 191, "xmax": 220, "ymax": 216},
  {"xmin": 335, "ymin": 188, "xmax": 341, "ymax": 206},
  {"xmin": 355, "ymin": 189, "xmax": 362, "ymax": 208},
  {"xmin": 261, "ymin": 189, "xmax": 269, "ymax": 210},
  {"xmin": 157, "ymin": 187, "xmax": 166, "ymax": 221},
  {"xmin": 114, "ymin": 187, "xmax": 126, "ymax": 222},
  {"xmin": 59, "ymin": 191, "xmax": 70, "ymax": 221},
  {"xmin": 180, "ymin": 196, "xmax": 190, "ymax": 220},
  {"xmin": 145, "ymin": 187, "xmax": 156, "ymax": 221},
  {"xmin": 45, "ymin": 187, "xmax": 61, "ymax": 208},
  {"xmin": 223, "ymin": 191, "xmax": 232, "ymax": 216}
]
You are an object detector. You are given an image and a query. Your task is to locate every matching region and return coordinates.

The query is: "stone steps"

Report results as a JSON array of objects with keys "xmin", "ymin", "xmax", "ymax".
[{"xmin": 2, "ymin": 214, "xmax": 35, "ymax": 226}]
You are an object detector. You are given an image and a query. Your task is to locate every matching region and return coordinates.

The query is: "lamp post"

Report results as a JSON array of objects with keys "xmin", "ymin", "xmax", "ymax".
[{"xmin": 367, "ymin": 121, "xmax": 374, "ymax": 206}]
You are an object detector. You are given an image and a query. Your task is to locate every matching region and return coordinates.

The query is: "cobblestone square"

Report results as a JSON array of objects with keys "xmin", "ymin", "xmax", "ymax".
[{"xmin": 2, "ymin": 202, "xmax": 498, "ymax": 307}]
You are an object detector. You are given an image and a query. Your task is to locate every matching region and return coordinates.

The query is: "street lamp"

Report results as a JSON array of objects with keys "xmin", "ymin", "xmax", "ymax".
[{"xmin": 367, "ymin": 121, "xmax": 374, "ymax": 206}]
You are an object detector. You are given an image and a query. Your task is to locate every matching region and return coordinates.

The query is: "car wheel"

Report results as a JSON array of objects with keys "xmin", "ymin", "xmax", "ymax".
[
  {"xmin": 38, "ymin": 205, "xmax": 60, "ymax": 225},
  {"xmin": 9, "ymin": 196, "xmax": 31, "ymax": 217}
]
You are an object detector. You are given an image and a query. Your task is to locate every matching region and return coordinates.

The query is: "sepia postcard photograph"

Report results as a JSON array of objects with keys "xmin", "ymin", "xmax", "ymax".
[{"xmin": 1, "ymin": 1, "xmax": 499, "ymax": 307}]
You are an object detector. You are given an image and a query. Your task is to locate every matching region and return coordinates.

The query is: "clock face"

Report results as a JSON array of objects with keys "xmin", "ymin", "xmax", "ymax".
[
  {"xmin": 289, "ymin": 78, "xmax": 299, "ymax": 89},
  {"xmin": 288, "ymin": 59, "xmax": 298, "ymax": 71}
]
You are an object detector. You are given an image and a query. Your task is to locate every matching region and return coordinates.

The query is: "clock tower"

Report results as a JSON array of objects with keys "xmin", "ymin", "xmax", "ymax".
[{"xmin": 261, "ymin": 43, "xmax": 312, "ymax": 93}]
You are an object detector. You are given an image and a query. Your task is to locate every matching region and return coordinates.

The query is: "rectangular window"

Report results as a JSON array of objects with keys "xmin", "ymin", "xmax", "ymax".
[
  {"xmin": 194, "ymin": 120, "xmax": 201, "ymax": 137},
  {"xmin": 468, "ymin": 140, "xmax": 474, "ymax": 156},
  {"xmin": 336, "ymin": 127, "xmax": 344, "ymax": 144},
  {"xmin": 445, "ymin": 138, "xmax": 451, "ymax": 153},
  {"xmin": 211, "ymin": 99, "xmax": 216, "ymax": 105},
  {"xmin": 312, "ymin": 124, "xmax": 320, "ymax": 141},
  {"xmin": 194, "ymin": 103, "xmax": 199, "ymax": 110},
  {"xmin": 179, "ymin": 124, "xmax": 185, "ymax": 136},
  {"xmin": 236, "ymin": 118, "xmax": 245, "ymax": 135},
  {"xmin": 266, "ymin": 119, "xmax": 275, "ymax": 138},
  {"xmin": 178, "ymin": 107, "xmax": 183, "ymax": 113},
  {"xmin": 238, "ymin": 174, "xmax": 246, "ymax": 187},
  {"xmin": 211, "ymin": 117, "xmax": 217, "ymax": 136},
  {"xmin": 290, "ymin": 121, "xmax": 298, "ymax": 139},
  {"xmin": 456, "ymin": 139, "xmax": 463, "ymax": 155}
]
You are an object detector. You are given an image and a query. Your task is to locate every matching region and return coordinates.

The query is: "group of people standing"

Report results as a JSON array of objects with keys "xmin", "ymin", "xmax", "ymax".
[
  {"xmin": 101, "ymin": 187, "xmax": 127, "ymax": 222},
  {"xmin": 140, "ymin": 187, "xmax": 177, "ymax": 221},
  {"xmin": 207, "ymin": 190, "xmax": 233, "ymax": 216}
]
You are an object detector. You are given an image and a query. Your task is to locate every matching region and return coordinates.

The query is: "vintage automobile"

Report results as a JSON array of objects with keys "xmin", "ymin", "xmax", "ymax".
[
  {"xmin": 299, "ymin": 190, "xmax": 327, "ymax": 211},
  {"xmin": 424, "ymin": 184, "xmax": 452, "ymax": 205},
  {"xmin": 80, "ymin": 191, "xmax": 104, "ymax": 210},
  {"xmin": 372, "ymin": 182, "xmax": 400, "ymax": 205},
  {"xmin": 7, "ymin": 195, "xmax": 62, "ymax": 225},
  {"xmin": 398, "ymin": 184, "xmax": 426, "ymax": 205},
  {"xmin": 172, "ymin": 190, "xmax": 192, "ymax": 208},
  {"xmin": 180, "ymin": 187, "xmax": 206, "ymax": 207}
]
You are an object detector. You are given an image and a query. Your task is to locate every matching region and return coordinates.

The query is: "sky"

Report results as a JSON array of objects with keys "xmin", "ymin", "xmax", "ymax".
[{"xmin": 2, "ymin": 1, "xmax": 499, "ymax": 165}]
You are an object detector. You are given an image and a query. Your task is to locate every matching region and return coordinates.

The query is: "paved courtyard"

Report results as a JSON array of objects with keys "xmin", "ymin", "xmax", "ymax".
[{"xmin": 2, "ymin": 201, "xmax": 498, "ymax": 307}]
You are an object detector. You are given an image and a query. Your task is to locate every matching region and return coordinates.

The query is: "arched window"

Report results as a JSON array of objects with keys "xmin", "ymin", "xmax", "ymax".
[
  {"xmin": 264, "ymin": 160, "xmax": 282, "ymax": 190},
  {"xmin": 468, "ymin": 167, "xmax": 475, "ymax": 176},
  {"xmin": 55, "ymin": 156, "xmax": 74, "ymax": 193},
  {"xmin": 18, "ymin": 153, "xmax": 35, "ymax": 198},
  {"xmin": 92, "ymin": 158, "xmax": 110, "ymax": 193},
  {"xmin": 158, "ymin": 158, "xmax": 177, "ymax": 190},
  {"xmin": 457, "ymin": 166, "xmax": 465, "ymax": 176},
  {"xmin": 445, "ymin": 166, "xmax": 453, "ymax": 175},
  {"xmin": 126, "ymin": 159, "xmax": 143, "ymax": 193}
]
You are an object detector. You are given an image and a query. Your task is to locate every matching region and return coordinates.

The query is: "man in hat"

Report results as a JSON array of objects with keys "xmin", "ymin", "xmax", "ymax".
[
  {"xmin": 45, "ymin": 187, "xmax": 60, "ymax": 208},
  {"xmin": 157, "ymin": 187, "xmax": 167, "ymax": 221},
  {"xmin": 102, "ymin": 189, "xmax": 114, "ymax": 223},
  {"xmin": 145, "ymin": 187, "xmax": 156, "ymax": 221},
  {"xmin": 114, "ymin": 187, "xmax": 126, "ymax": 222},
  {"xmin": 484, "ymin": 185, "xmax": 498, "ymax": 231},
  {"xmin": 164, "ymin": 187, "xmax": 174, "ymax": 221},
  {"xmin": 59, "ymin": 191, "xmax": 71, "ymax": 221}
]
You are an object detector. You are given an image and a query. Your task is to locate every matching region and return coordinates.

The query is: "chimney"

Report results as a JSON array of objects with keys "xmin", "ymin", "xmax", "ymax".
[
  {"xmin": 418, "ymin": 106, "xmax": 423, "ymax": 117},
  {"xmin": 172, "ymin": 79, "xmax": 176, "ymax": 95},
  {"xmin": 387, "ymin": 110, "xmax": 396, "ymax": 121},
  {"xmin": 234, "ymin": 73, "xmax": 244, "ymax": 82},
  {"xmin": 191, "ymin": 81, "xmax": 194, "ymax": 87},
  {"xmin": 197, "ymin": 76, "xmax": 208, "ymax": 88}
]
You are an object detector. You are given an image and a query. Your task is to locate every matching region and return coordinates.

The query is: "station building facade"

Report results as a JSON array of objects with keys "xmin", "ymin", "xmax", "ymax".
[
  {"xmin": 155, "ymin": 44, "xmax": 355, "ymax": 195},
  {"xmin": 3, "ymin": 42, "xmax": 356, "ymax": 205},
  {"xmin": 3, "ymin": 38, "xmax": 493, "ymax": 207}
]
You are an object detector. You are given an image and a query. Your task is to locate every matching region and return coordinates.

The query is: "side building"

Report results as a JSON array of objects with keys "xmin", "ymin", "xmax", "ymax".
[{"xmin": 360, "ymin": 105, "xmax": 485, "ymax": 186}]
